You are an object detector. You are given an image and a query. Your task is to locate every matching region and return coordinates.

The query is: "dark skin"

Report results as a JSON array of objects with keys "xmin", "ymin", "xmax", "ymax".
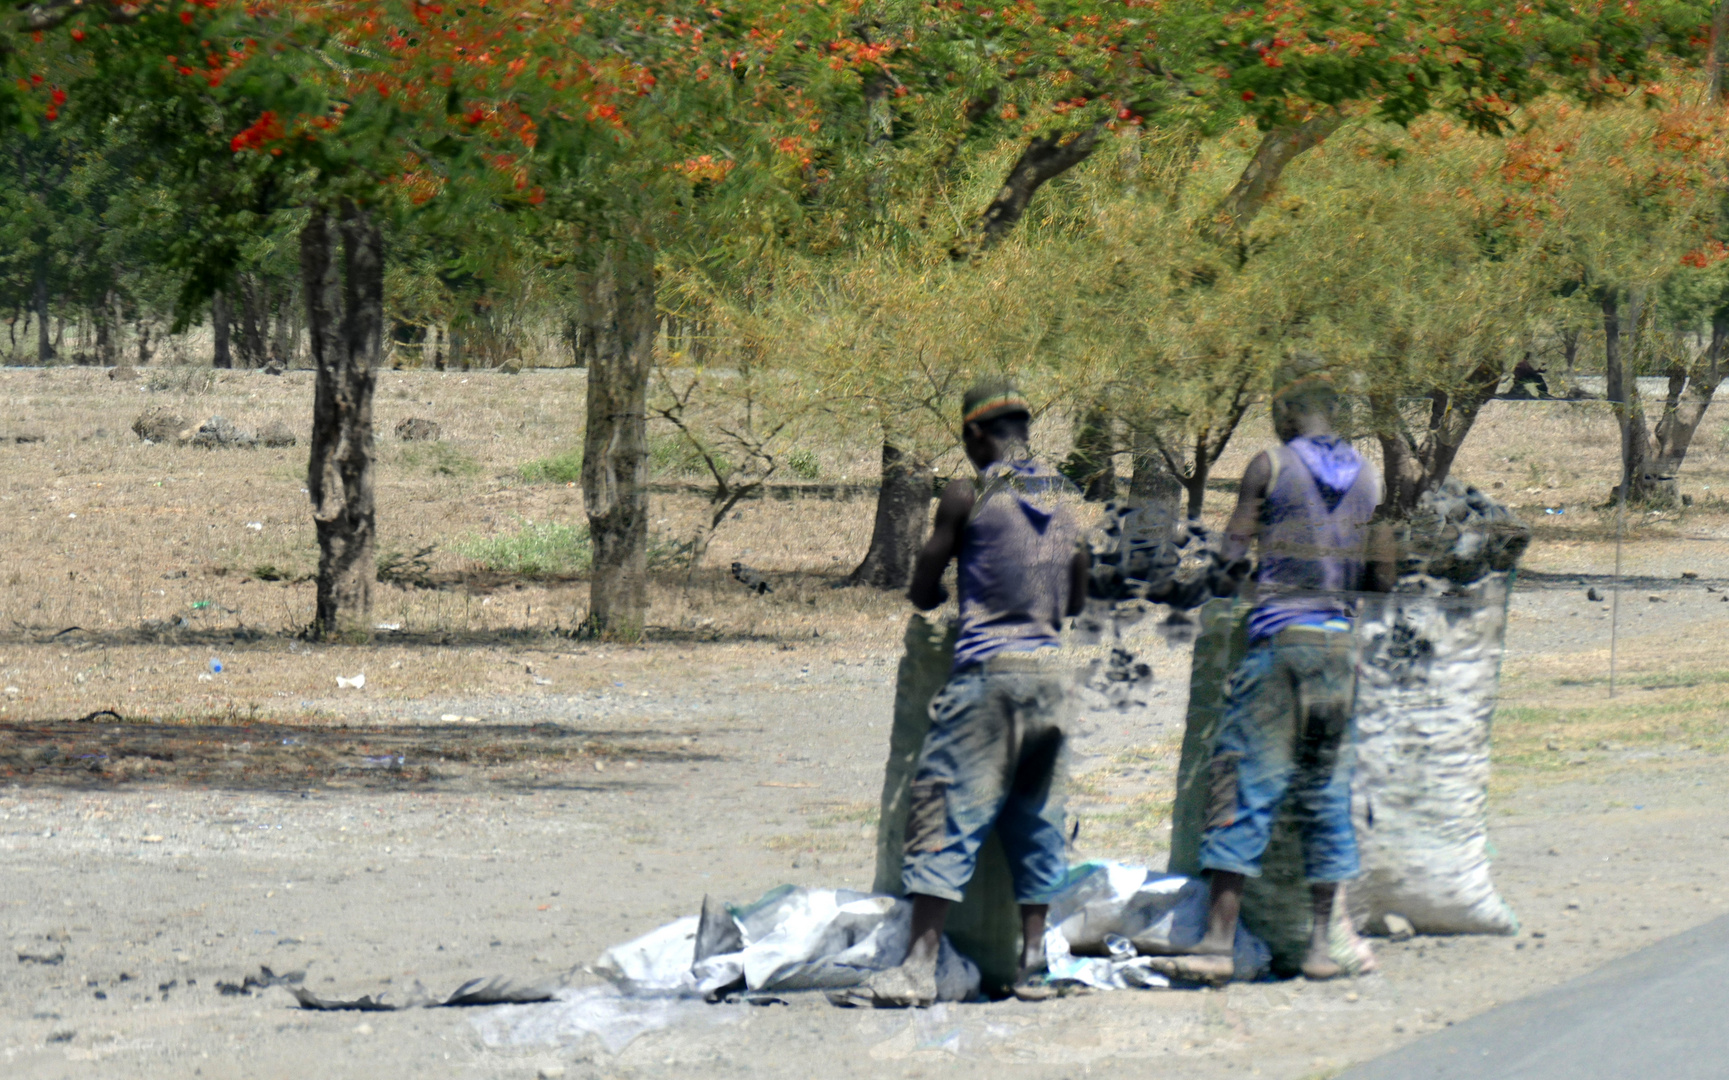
[
  {"xmin": 900, "ymin": 416, "xmax": 1089, "ymax": 995},
  {"xmin": 1178, "ymin": 397, "xmax": 1394, "ymax": 982}
]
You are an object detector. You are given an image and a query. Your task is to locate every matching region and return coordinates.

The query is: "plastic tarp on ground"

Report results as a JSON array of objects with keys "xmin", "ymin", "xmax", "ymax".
[
  {"xmin": 595, "ymin": 887, "xmax": 982, "ymax": 1003},
  {"xmin": 589, "ymin": 863, "xmax": 1269, "ymax": 1005}
]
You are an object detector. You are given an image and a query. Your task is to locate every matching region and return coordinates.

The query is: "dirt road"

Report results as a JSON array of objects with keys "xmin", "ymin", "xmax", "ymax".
[{"xmin": 7, "ymin": 568, "xmax": 1729, "ymax": 1080}]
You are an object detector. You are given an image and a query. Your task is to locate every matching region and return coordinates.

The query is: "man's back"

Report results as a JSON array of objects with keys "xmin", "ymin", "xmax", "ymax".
[
  {"xmin": 953, "ymin": 459, "xmax": 1082, "ymax": 669},
  {"xmin": 1249, "ymin": 436, "xmax": 1381, "ymax": 642}
]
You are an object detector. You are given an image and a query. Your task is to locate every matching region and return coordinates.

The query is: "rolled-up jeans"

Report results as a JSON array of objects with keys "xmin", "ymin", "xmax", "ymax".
[
  {"xmin": 1199, "ymin": 624, "xmax": 1360, "ymax": 883},
  {"xmin": 900, "ymin": 653, "xmax": 1071, "ymax": 905}
]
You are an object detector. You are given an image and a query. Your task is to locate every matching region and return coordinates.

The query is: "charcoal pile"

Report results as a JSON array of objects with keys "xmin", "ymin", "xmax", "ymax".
[
  {"xmin": 1085, "ymin": 500, "xmax": 1242, "ymax": 609},
  {"xmin": 1391, "ymin": 478, "xmax": 1530, "ymax": 593}
]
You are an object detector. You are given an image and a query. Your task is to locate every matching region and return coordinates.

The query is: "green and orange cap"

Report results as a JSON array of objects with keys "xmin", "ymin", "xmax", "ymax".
[{"xmin": 961, "ymin": 379, "xmax": 1031, "ymax": 427}]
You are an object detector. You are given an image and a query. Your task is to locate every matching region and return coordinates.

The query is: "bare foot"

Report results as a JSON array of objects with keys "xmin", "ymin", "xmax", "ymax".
[
  {"xmin": 1300, "ymin": 953, "xmax": 1345, "ymax": 981},
  {"xmin": 1011, "ymin": 963, "xmax": 1055, "ymax": 1002},
  {"xmin": 827, "ymin": 961, "xmax": 938, "ymax": 1008},
  {"xmin": 1144, "ymin": 953, "xmax": 1234, "ymax": 987}
]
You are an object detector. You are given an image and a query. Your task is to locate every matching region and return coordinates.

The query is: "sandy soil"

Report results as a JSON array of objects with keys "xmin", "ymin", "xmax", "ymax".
[{"xmin": 5, "ymin": 368, "xmax": 1729, "ymax": 1078}]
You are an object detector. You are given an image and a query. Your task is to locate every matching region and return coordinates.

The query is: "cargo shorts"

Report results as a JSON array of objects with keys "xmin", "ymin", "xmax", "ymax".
[
  {"xmin": 1199, "ymin": 624, "xmax": 1360, "ymax": 883},
  {"xmin": 900, "ymin": 656, "xmax": 1071, "ymax": 905}
]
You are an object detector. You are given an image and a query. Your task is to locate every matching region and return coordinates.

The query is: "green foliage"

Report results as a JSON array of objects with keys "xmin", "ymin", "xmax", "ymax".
[
  {"xmin": 518, "ymin": 447, "xmax": 584, "ymax": 484},
  {"xmin": 454, "ymin": 519, "xmax": 591, "ymax": 577},
  {"xmin": 788, "ymin": 448, "xmax": 820, "ymax": 480},
  {"xmin": 650, "ymin": 434, "xmax": 733, "ymax": 480},
  {"xmin": 398, "ymin": 441, "xmax": 480, "ymax": 478}
]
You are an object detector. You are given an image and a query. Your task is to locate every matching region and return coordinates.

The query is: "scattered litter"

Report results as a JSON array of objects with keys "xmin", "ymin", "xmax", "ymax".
[
  {"xmin": 216, "ymin": 966, "xmax": 304, "ymax": 996},
  {"xmin": 198, "ymin": 673, "xmax": 213, "ymax": 682},
  {"xmin": 1587, "ymin": 587, "xmax": 1604, "ymax": 602},
  {"xmin": 286, "ymin": 976, "xmax": 554, "ymax": 1012},
  {"xmin": 190, "ymin": 600, "xmax": 212, "ymax": 610},
  {"xmin": 209, "ymin": 658, "xmax": 223, "ymax": 674},
  {"xmin": 336, "ymin": 674, "xmax": 366, "ymax": 689},
  {"xmin": 731, "ymin": 562, "xmax": 772, "ymax": 594},
  {"xmin": 16, "ymin": 949, "xmax": 65, "ymax": 966},
  {"xmin": 246, "ymin": 522, "xmax": 264, "ymax": 531},
  {"xmin": 288, "ymin": 987, "xmax": 397, "ymax": 1011},
  {"xmin": 533, "ymin": 676, "xmax": 553, "ymax": 686},
  {"xmin": 1544, "ymin": 507, "xmax": 1564, "ymax": 515},
  {"xmin": 374, "ymin": 623, "xmax": 402, "ymax": 631},
  {"xmin": 439, "ymin": 977, "xmax": 558, "ymax": 1007}
]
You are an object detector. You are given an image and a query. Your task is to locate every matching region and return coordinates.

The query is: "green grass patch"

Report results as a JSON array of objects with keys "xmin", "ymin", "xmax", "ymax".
[
  {"xmin": 519, "ymin": 446, "xmax": 584, "ymax": 483},
  {"xmin": 453, "ymin": 518, "xmax": 591, "ymax": 576},
  {"xmin": 522, "ymin": 436, "xmax": 742, "ymax": 484},
  {"xmin": 399, "ymin": 441, "xmax": 481, "ymax": 477},
  {"xmin": 788, "ymin": 448, "xmax": 820, "ymax": 480}
]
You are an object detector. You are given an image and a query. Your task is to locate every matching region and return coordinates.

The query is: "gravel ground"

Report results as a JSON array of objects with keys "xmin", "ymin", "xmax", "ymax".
[{"xmin": 7, "ymin": 556, "xmax": 1729, "ymax": 1080}]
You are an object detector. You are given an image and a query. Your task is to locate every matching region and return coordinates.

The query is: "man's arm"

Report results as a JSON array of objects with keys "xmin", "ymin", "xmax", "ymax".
[
  {"xmin": 1067, "ymin": 548, "xmax": 1090, "ymax": 617},
  {"xmin": 907, "ymin": 478, "xmax": 976, "ymax": 611},
  {"xmin": 1222, "ymin": 451, "xmax": 1274, "ymax": 564}
]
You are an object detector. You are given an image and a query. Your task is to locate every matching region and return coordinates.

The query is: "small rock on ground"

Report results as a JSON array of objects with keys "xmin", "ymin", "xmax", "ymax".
[{"xmin": 395, "ymin": 417, "xmax": 441, "ymax": 441}]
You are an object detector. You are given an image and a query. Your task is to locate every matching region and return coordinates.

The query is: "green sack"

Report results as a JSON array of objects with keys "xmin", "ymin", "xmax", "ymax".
[
  {"xmin": 1167, "ymin": 599, "xmax": 1314, "ymax": 974},
  {"xmin": 873, "ymin": 614, "xmax": 1021, "ymax": 993}
]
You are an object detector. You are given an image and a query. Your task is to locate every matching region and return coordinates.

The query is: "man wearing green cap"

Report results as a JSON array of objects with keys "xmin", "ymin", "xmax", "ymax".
[{"xmin": 851, "ymin": 380, "xmax": 1088, "ymax": 1006}]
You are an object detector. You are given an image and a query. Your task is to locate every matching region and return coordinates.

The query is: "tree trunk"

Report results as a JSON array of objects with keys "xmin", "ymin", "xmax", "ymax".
[
  {"xmin": 1710, "ymin": 0, "xmax": 1729, "ymax": 105},
  {"xmin": 302, "ymin": 202, "xmax": 384, "ymax": 641},
  {"xmin": 1649, "ymin": 311, "xmax": 1726, "ymax": 489},
  {"xmin": 1603, "ymin": 290, "xmax": 1659, "ymax": 502},
  {"xmin": 212, "ymin": 290, "xmax": 233, "ymax": 369},
  {"xmin": 1129, "ymin": 430, "xmax": 1184, "ymax": 519},
  {"xmin": 1183, "ymin": 432, "xmax": 1212, "ymax": 519},
  {"xmin": 269, "ymin": 280, "xmax": 294, "ymax": 365},
  {"xmin": 1062, "ymin": 403, "xmax": 1117, "ymax": 501},
  {"xmin": 32, "ymin": 256, "xmax": 52, "ymax": 364},
  {"xmin": 94, "ymin": 300, "xmax": 113, "ymax": 366},
  {"xmin": 847, "ymin": 439, "xmax": 935, "ymax": 589},
  {"xmin": 579, "ymin": 243, "xmax": 657, "ymax": 640},
  {"xmin": 1372, "ymin": 358, "xmax": 1504, "ymax": 515},
  {"xmin": 238, "ymin": 275, "xmax": 267, "ymax": 367}
]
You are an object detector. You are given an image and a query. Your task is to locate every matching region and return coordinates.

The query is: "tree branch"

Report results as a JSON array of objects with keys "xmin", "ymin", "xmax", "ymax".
[
  {"xmin": 950, "ymin": 119, "xmax": 1108, "ymax": 262},
  {"xmin": 1209, "ymin": 111, "xmax": 1344, "ymax": 249}
]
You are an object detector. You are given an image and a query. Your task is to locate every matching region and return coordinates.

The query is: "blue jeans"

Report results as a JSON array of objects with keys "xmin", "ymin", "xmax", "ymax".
[
  {"xmin": 1199, "ymin": 626, "xmax": 1360, "ymax": 883},
  {"xmin": 901, "ymin": 662, "xmax": 1071, "ymax": 904}
]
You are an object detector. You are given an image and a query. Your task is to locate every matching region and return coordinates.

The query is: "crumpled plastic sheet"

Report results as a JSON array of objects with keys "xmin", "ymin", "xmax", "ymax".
[
  {"xmin": 1045, "ymin": 861, "xmax": 1271, "ymax": 984},
  {"xmin": 596, "ymin": 888, "xmax": 981, "ymax": 1002},
  {"xmin": 470, "ymin": 986, "xmax": 735, "ymax": 1055},
  {"xmin": 594, "ymin": 867, "xmax": 1269, "ymax": 1007}
]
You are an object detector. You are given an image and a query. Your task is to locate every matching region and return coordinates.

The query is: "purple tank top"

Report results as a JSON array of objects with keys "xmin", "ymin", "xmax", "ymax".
[
  {"xmin": 1247, "ymin": 436, "xmax": 1382, "ymax": 642},
  {"xmin": 952, "ymin": 459, "xmax": 1083, "ymax": 669}
]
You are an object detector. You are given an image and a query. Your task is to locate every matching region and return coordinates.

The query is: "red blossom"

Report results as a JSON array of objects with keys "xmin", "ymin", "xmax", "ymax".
[{"xmin": 230, "ymin": 111, "xmax": 285, "ymax": 153}]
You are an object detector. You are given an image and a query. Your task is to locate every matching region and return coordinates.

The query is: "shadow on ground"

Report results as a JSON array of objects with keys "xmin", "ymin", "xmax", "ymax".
[{"xmin": 0, "ymin": 718, "xmax": 717, "ymax": 793}]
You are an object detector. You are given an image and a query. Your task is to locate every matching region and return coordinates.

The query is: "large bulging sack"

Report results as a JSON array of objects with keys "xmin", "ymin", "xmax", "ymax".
[{"xmin": 1347, "ymin": 575, "xmax": 1519, "ymax": 935}]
